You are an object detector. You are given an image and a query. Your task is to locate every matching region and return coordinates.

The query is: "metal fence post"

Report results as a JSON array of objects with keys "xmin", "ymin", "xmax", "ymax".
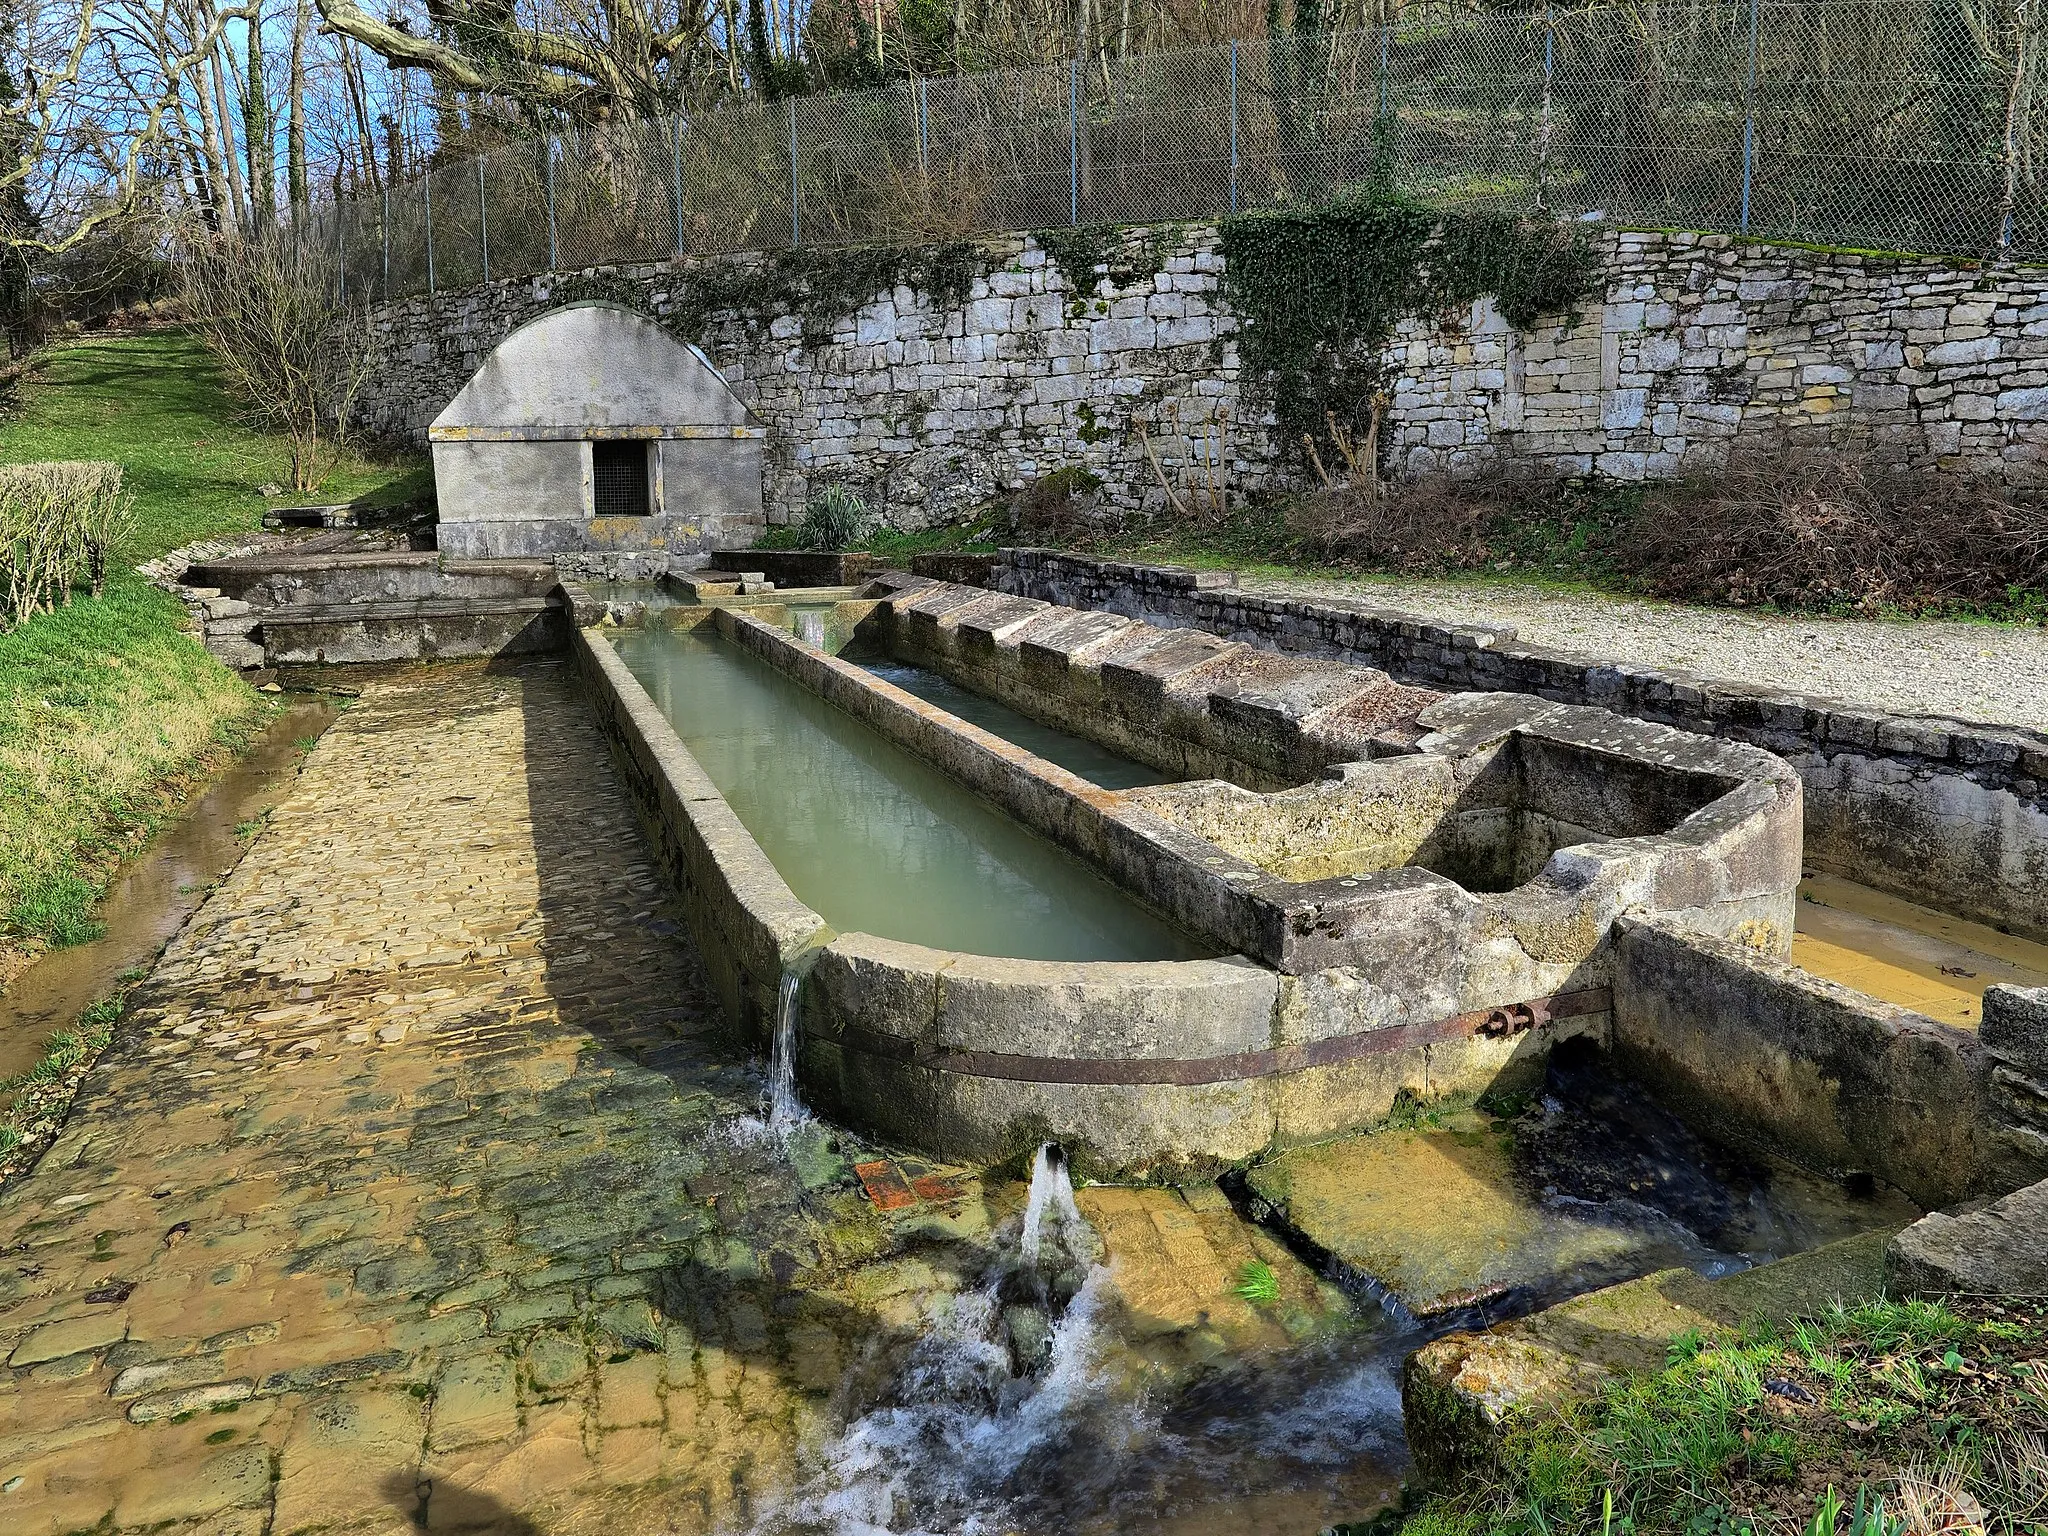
[
  {"xmin": 1740, "ymin": 0, "xmax": 1760, "ymax": 233},
  {"xmin": 789, "ymin": 99, "xmax": 801, "ymax": 246},
  {"xmin": 673, "ymin": 115, "xmax": 686, "ymax": 257},
  {"xmin": 1997, "ymin": 0, "xmax": 2033, "ymax": 257},
  {"xmin": 424, "ymin": 173, "xmax": 436, "ymax": 295},
  {"xmin": 918, "ymin": 78, "xmax": 930, "ymax": 176},
  {"xmin": 1069, "ymin": 58, "xmax": 1080, "ymax": 225},
  {"xmin": 1229, "ymin": 40, "xmax": 1240, "ymax": 214},
  {"xmin": 477, "ymin": 157, "xmax": 490, "ymax": 283},
  {"xmin": 545, "ymin": 137, "xmax": 558, "ymax": 270},
  {"xmin": 1537, "ymin": 5, "xmax": 1555, "ymax": 211},
  {"xmin": 381, "ymin": 186, "xmax": 390, "ymax": 298}
]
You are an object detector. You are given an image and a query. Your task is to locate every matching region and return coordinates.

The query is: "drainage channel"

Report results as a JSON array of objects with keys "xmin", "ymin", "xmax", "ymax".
[{"xmin": 0, "ymin": 697, "xmax": 343, "ymax": 1086}]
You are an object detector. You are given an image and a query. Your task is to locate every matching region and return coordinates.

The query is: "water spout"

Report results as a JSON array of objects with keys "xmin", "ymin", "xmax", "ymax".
[
  {"xmin": 794, "ymin": 609, "xmax": 828, "ymax": 649},
  {"xmin": 766, "ymin": 968, "xmax": 807, "ymax": 1133},
  {"xmin": 1020, "ymin": 1142, "xmax": 1081, "ymax": 1270}
]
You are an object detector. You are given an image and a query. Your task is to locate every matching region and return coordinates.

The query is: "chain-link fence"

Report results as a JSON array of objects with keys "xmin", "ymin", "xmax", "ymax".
[{"xmin": 317, "ymin": 0, "xmax": 2048, "ymax": 304}]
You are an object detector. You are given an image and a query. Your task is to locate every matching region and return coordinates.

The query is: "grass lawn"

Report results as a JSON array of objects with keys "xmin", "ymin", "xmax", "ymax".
[{"xmin": 0, "ymin": 330, "xmax": 425, "ymax": 982}]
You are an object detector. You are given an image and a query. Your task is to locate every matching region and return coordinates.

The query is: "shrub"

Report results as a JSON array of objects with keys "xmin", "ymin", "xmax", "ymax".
[
  {"xmin": 797, "ymin": 482, "xmax": 873, "ymax": 549},
  {"xmin": 1621, "ymin": 454, "xmax": 2048, "ymax": 616},
  {"xmin": 0, "ymin": 460, "xmax": 134, "ymax": 627},
  {"xmin": 182, "ymin": 233, "xmax": 374, "ymax": 494},
  {"xmin": 1010, "ymin": 465, "xmax": 1105, "ymax": 544}
]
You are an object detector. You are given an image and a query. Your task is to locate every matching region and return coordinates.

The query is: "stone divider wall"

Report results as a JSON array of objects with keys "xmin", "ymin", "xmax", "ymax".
[
  {"xmin": 989, "ymin": 549, "xmax": 2048, "ymax": 941},
  {"xmin": 358, "ymin": 226, "xmax": 2048, "ymax": 533}
]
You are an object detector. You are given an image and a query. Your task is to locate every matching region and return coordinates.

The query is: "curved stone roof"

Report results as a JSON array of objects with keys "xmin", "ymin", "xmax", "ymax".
[{"xmin": 429, "ymin": 302, "xmax": 760, "ymax": 439}]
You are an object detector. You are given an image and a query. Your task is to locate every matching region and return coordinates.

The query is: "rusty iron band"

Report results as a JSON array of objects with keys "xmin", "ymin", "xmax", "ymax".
[{"xmin": 828, "ymin": 986, "xmax": 1610, "ymax": 1088}]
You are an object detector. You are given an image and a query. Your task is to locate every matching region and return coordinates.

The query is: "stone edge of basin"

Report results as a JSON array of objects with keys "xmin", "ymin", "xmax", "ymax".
[{"xmin": 563, "ymin": 597, "xmax": 1611, "ymax": 1178}]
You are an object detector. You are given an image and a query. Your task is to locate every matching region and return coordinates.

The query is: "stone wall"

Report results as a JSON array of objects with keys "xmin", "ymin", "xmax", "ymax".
[
  {"xmin": 359, "ymin": 224, "xmax": 2048, "ymax": 530},
  {"xmin": 990, "ymin": 550, "xmax": 2048, "ymax": 942}
]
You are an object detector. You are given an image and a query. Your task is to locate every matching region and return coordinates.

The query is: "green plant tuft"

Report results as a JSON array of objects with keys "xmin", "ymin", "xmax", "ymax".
[
  {"xmin": 797, "ymin": 483, "xmax": 874, "ymax": 550},
  {"xmin": 1233, "ymin": 1259, "xmax": 1280, "ymax": 1305},
  {"xmin": 7, "ymin": 870, "xmax": 105, "ymax": 946}
]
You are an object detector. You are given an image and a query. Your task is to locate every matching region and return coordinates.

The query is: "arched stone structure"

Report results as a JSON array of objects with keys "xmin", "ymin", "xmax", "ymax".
[{"xmin": 429, "ymin": 301, "xmax": 767, "ymax": 560}]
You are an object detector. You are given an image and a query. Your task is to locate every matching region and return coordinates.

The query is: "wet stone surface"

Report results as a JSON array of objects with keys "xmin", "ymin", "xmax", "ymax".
[
  {"xmin": 0, "ymin": 660, "xmax": 1001, "ymax": 1535},
  {"xmin": 0, "ymin": 658, "xmax": 1411, "ymax": 1536},
  {"xmin": 1243, "ymin": 1042, "xmax": 1920, "ymax": 1329}
]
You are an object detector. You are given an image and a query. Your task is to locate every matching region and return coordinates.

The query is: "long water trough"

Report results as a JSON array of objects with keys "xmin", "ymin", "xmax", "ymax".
[{"xmin": 571, "ymin": 572, "xmax": 1816, "ymax": 1182}]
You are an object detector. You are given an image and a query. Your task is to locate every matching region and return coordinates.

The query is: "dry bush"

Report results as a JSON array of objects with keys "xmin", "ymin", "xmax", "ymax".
[
  {"xmin": 1285, "ymin": 474, "xmax": 1505, "ymax": 571},
  {"xmin": 860, "ymin": 156, "xmax": 995, "ymax": 242},
  {"xmin": 0, "ymin": 462, "xmax": 134, "ymax": 627},
  {"xmin": 1622, "ymin": 454, "xmax": 2048, "ymax": 615},
  {"xmin": 182, "ymin": 233, "xmax": 375, "ymax": 494},
  {"xmin": 1008, "ymin": 465, "xmax": 1106, "ymax": 543}
]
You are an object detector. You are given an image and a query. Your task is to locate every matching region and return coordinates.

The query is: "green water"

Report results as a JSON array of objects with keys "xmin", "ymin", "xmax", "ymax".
[
  {"xmin": 857, "ymin": 660, "xmax": 1171, "ymax": 791},
  {"xmin": 611, "ymin": 628, "xmax": 1207, "ymax": 961}
]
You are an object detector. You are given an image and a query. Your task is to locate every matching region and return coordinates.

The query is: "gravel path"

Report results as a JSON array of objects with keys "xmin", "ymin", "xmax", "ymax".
[{"xmin": 1245, "ymin": 574, "xmax": 2048, "ymax": 731}]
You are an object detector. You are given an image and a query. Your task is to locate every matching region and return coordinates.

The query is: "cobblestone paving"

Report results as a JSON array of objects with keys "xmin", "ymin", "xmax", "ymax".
[{"xmin": 0, "ymin": 659, "xmax": 995, "ymax": 1536}]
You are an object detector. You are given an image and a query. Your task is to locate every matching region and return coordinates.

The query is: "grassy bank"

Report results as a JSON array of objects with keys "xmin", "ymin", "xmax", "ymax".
[
  {"xmin": 0, "ymin": 331, "xmax": 424, "ymax": 981},
  {"xmin": 1382, "ymin": 1297, "xmax": 2046, "ymax": 1536}
]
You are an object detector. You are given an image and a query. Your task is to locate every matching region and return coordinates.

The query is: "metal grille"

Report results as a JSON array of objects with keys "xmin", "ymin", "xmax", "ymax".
[
  {"xmin": 323, "ymin": 0, "xmax": 2048, "ymax": 300},
  {"xmin": 592, "ymin": 441, "xmax": 652, "ymax": 517}
]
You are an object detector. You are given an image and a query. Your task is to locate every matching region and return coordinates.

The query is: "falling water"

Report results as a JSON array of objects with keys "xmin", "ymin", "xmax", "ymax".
[
  {"xmin": 766, "ymin": 969, "xmax": 807, "ymax": 1133},
  {"xmin": 1019, "ymin": 1142, "xmax": 1082, "ymax": 1270},
  {"xmin": 794, "ymin": 609, "xmax": 829, "ymax": 649}
]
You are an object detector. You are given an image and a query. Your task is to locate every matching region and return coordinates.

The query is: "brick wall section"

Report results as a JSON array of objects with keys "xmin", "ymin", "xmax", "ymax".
[
  {"xmin": 990, "ymin": 549, "xmax": 2048, "ymax": 941},
  {"xmin": 360, "ymin": 225, "xmax": 2048, "ymax": 529}
]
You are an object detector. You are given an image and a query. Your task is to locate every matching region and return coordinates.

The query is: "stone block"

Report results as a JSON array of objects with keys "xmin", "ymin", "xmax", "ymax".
[
  {"xmin": 429, "ymin": 1352, "xmax": 520, "ymax": 1450},
  {"xmin": 1984, "ymin": 985, "xmax": 2048, "ymax": 1080},
  {"xmin": 272, "ymin": 1388, "xmax": 427, "ymax": 1535},
  {"xmin": 8, "ymin": 1309, "xmax": 128, "ymax": 1367},
  {"xmin": 1888, "ymin": 1176, "xmax": 2048, "ymax": 1296}
]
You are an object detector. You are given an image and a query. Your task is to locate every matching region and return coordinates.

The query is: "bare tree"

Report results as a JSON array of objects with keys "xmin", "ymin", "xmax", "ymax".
[{"xmin": 182, "ymin": 231, "xmax": 375, "ymax": 491}]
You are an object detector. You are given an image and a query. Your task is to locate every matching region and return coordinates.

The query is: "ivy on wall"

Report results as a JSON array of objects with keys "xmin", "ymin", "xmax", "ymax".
[
  {"xmin": 547, "ymin": 240, "xmax": 981, "ymax": 349},
  {"xmin": 1032, "ymin": 223, "xmax": 1178, "ymax": 299},
  {"xmin": 1219, "ymin": 189, "xmax": 1604, "ymax": 457}
]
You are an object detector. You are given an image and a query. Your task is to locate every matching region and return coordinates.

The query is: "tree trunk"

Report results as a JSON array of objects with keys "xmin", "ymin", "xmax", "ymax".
[
  {"xmin": 342, "ymin": 40, "xmax": 381, "ymax": 192},
  {"xmin": 244, "ymin": 0, "xmax": 273, "ymax": 231},
  {"xmin": 195, "ymin": 40, "xmax": 247, "ymax": 233},
  {"xmin": 286, "ymin": 0, "xmax": 309, "ymax": 215},
  {"xmin": 199, "ymin": 1, "xmax": 251, "ymax": 232}
]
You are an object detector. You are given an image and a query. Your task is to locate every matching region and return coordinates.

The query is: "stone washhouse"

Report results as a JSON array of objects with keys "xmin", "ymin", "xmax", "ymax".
[{"xmin": 428, "ymin": 301, "xmax": 768, "ymax": 560}]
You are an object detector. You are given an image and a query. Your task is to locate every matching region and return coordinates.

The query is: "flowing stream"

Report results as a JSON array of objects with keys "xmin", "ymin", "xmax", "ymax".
[
  {"xmin": 743, "ymin": 1144, "xmax": 1409, "ymax": 1536},
  {"xmin": 0, "ymin": 699, "xmax": 341, "ymax": 1088}
]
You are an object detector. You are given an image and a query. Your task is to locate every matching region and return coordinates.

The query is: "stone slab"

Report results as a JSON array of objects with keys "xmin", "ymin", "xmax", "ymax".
[
  {"xmin": 1245, "ymin": 1119, "xmax": 1667, "ymax": 1320},
  {"xmin": 1888, "ymin": 1176, "xmax": 2048, "ymax": 1296}
]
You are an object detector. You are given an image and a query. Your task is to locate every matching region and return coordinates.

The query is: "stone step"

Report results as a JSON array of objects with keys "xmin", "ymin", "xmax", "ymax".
[{"xmin": 258, "ymin": 596, "xmax": 566, "ymax": 665}]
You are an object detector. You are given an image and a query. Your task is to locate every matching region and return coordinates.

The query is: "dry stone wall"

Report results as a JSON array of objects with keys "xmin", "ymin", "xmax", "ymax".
[{"xmin": 358, "ymin": 224, "xmax": 2048, "ymax": 530}]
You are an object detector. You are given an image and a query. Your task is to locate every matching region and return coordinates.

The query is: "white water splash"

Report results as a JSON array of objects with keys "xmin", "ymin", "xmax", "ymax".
[
  {"xmin": 794, "ymin": 610, "xmax": 829, "ymax": 649},
  {"xmin": 1019, "ymin": 1142, "xmax": 1082, "ymax": 1271},
  {"xmin": 766, "ymin": 969, "xmax": 807, "ymax": 1134},
  {"xmin": 746, "ymin": 1267, "xmax": 1117, "ymax": 1536}
]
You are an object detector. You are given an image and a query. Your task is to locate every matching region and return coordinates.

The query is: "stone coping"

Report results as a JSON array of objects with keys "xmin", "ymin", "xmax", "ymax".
[{"xmin": 993, "ymin": 550, "xmax": 2048, "ymax": 780}]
